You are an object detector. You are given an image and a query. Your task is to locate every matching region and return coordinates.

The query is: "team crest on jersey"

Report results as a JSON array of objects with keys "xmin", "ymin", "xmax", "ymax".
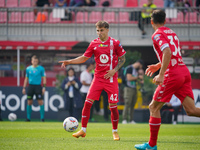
[
  {"xmin": 99, "ymin": 44, "xmax": 108, "ymax": 47},
  {"xmin": 159, "ymin": 40, "xmax": 162, "ymax": 45},
  {"xmin": 100, "ymin": 54, "xmax": 109, "ymax": 63}
]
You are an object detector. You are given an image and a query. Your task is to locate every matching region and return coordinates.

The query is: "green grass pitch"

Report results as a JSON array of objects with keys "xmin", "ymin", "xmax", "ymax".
[{"xmin": 0, "ymin": 121, "xmax": 200, "ymax": 150}]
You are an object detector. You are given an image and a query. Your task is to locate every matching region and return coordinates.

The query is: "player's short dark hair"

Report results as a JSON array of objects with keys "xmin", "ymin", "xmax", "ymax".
[
  {"xmin": 31, "ymin": 55, "xmax": 38, "ymax": 60},
  {"xmin": 95, "ymin": 21, "xmax": 109, "ymax": 29},
  {"xmin": 151, "ymin": 9, "xmax": 166, "ymax": 24}
]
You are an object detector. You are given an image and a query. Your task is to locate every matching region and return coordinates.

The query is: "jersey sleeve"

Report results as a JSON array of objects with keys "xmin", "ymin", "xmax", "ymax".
[
  {"xmin": 115, "ymin": 40, "xmax": 126, "ymax": 57},
  {"xmin": 41, "ymin": 66, "xmax": 46, "ymax": 77},
  {"xmin": 83, "ymin": 42, "xmax": 94, "ymax": 58},
  {"xmin": 25, "ymin": 67, "xmax": 29, "ymax": 78},
  {"xmin": 152, "ymin": 32, "xmax": 169, "ymax": 51}
]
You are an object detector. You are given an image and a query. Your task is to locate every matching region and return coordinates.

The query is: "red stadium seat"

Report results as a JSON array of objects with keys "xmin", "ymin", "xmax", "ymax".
[
  {"xmin": 126, "ymin": 0, "xmax": 138, "ymax": 7},
  {"xmin": 19, "ymin": 0, "xmax": 32, "ymax": 7},
  {"xmin": 0, "ymin": 0, "xmax": 5, "ymax": 7},
  {"xmin": 88, "ymin": 11, "xmax": 102, "ymax": 23},
  {"xmin": 154, "ymin": 0, "xmax": 164, "ymax": 8},
  {"xmin": 0, "ymin": 12, "xmax": 7, "ymax": 23},
  {"xmin": 103, "ymin": 12, "xmax": 116, "ymax": 23},
  {"xmin": 112, "ymin": 0, "xmax": 125, "ymax": 7},
  {"xmin": 185, "ymin": 12, "xmax": 198, "ymax": 23},
  {"xmin": 166, "ymin": 12, "xmax": 184, "ymax": 24},
  {"xmin": 6, "ymin": 0, "xmax": 18, "ymax": 7},
  {"xmin": 139, "ymin": 0, "xmax": 147, "ymax": 7},
  {"xmin": 9, "ymin": 12, "xmax": 22, "ymax": 23},
  {"xmin": 48, "ymin": 12, "xmax": 61, "ymax": 23},
  {"xmin": 76, "ymin": 11, "xmax": 88, "ymax": 23},
  {"xmin": 22, "ymin": 12, "xmax": 35, "ymax": 23},
  {"xmin": 118, "ymin": 12, "xmax": 130, "ymax": 23}
]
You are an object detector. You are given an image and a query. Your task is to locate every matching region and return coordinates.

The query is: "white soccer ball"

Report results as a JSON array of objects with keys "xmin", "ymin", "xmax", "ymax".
[
  {"xmin": 63, "ymin": 117, "xmax": 79, "ymax": 132},
  {"xmin": 8, "ymin": 113, "xmax": 17, "ymax": 121}
]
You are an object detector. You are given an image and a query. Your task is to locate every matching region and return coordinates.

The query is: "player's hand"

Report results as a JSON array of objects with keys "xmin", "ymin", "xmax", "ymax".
[
  {"xmin": 104, "ymin": 69, "xmax": 116, "ymax": 79},
  {"xmin": 153, "ymin": 74, "xmax": 164, "ymax": 85},
  {"xmin": 58, "ymin": 60, "xmax": 70, "ymax": 68},
  {"xmin": 42, "ymin": 88, "xmax": 45, "ymax": 95},
  {"xmin": 145, "ymin": 64, "xmax": 161, "ymax": 77},
  {"xmin": 22, "ymin": 88, "xmax": 26, "ymax": 95}
]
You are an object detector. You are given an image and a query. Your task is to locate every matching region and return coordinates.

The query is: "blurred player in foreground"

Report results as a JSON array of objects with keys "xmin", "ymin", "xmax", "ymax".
[
  {"xmin": 22, "ymin": 55, "xmax": 46, "ymax": 122},
  {"xmin": 135, "ymin": 9, "xmax": 200, "ymax": 150},
  {"xmin": 59, "ymin": 21, "xmax": 126, "ymax": 140}
]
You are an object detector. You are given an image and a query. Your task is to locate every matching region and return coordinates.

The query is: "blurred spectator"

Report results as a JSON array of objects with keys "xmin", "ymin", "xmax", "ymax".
[
  {"xmin": 61, "ymin": 68, "xmax": 83, "ymax": 121},
  {"xmin": 196, "ymin": 0, "xmax": 200, "ymax": 7},
  {"xmin": 80, "ymin": 63, "xmax": 95, "ymax": 121},
  {"xmin": 55, "ymin": 0, "xmax": 67, "ymax": 7},
  {"xmin": 164, "ymin": 0, "xmax": 175, "ymax": 8},
  {"xmin": 177, "ymin": 0, "xmax": 191, "ymax": 14},
  {"xmin": 161, "ymin": 95, "xmax": 181, "ymax": 125},
  {"xmin": 69, "ymin": 0, "xmax": 84, "ymax": 7},
  {"xmin": 33, "ymin": 0, "xmax": 52, "ymax": 16},
  {"xmin": 84, "ymin": 0, "xmax": 99, "ymax": 6},
  {"xmin": 102, "ymin": 0, "xmax": 110, "ymax": 7},
  {"xmin": 122, "ymin": 60, "xmax": 144, "ymax": 124},
  {"xmin": 138, "ymin": 0, "xmax": 157, "ymax": 38}
]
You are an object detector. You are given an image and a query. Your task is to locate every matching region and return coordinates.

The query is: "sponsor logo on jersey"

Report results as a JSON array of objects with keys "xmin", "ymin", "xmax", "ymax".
[
  {"xmin": 154, "ymin": 34, "xmax": 161, "ymax": 42},
  {"xmin": 98, "ymin": 44, "xmax": 108, "ymax": 47},
  {"xmin": 94, "ymin": 47, "xmax": 97, "ymax": 50},
  {"xmin": 110, "ymin": 45, "xmax": 114, "ymax": 50},
  {"xmin": 100, "ymin": 54, "xmax": 109, "ymax": 63},
  {"xmin": 159, "ymin": 40, "xmax": 162, "ymax": 45}
]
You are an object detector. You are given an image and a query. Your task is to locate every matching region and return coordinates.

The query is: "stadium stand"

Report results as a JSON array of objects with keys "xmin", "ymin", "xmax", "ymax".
[
  {"xmin": 9, "ymin": 12, "xmax": 22, "ymax": 23},
  {"xmin": 48, "ymin": 12, "xmax": 62, "ymax": 23},
  {"xmin": 76, "ymin": 11, "xmax": 89, "ymax": 23},
  {"xmin": 126, "ymin": 0, "xmax": 138, "ymax": 7},
  {"xmin": 22, "ymin": 11, "xmax": 35, "ymax": 23},
  {"xmin": 88, "ymin": 11, "xmax": 102, "ymax": 23},
  {"xmin": 6, "ymin": 0, "xmax": 18, "ymax": 7},
  {"xmin": 118, "ymin": 12, "xmax": 130, "ymax": 23},
  {"xmin": 0, "ymin": 12, "xmax": 7, "ymax": 23},
  {"xmin": 0, "ymin": 0, "xmax": 5, "ymax": 7},
  {"xmin": 103, "ymin": 11, "xmax": 116, "ymax": 23},
  {"xmin": 112, "ymin": 0, "xmax": 125, "ymax": 7},
  {"xmin": 19, "ymin": 0, "xmax": 32, "ymax": 7}
]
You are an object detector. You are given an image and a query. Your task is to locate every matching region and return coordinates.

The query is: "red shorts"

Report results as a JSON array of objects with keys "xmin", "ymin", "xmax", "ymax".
[
  {"xmin": 86, "ymin": 76, "xmax": 119, "ymax": 103},
  {"xmin": 153, "ymin": 65, "xmax": 194, "ymax": 103}
]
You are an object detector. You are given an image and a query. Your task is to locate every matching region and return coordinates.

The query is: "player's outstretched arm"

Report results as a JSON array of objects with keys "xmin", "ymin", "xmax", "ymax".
[
  {"xmin": 104, "ymin": 55, "xmax": 126, "ymax": 79},
  {"xmin": 58, "ymin": 55, "xmax": 89, "ymax": 68},
  {"xmin": 145, "ymin": 62, "xmax": 161, "ymax": 77}
]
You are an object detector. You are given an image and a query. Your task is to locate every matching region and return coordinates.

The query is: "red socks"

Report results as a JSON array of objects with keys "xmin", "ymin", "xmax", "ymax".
[
  {"xmin": 148, "ymin": 116, "xmax": 161, "ymax": 147},
  {"xmin": 81, "ymin": 100, "xmax": 93, "ymax": 128},
  {"xmin": 109, "ymin": 105, "xmax": 119, "ymax": 130}
]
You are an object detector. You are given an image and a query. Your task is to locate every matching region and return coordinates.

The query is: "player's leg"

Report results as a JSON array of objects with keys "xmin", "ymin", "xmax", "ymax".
[
  {"xmin": 26, "ymin": 85, "xmax": 34, "ymax": 121},
  {"xmin": 135, "ymin": 100, "xmax": 164, "ymax": 150},
  {"xmin": 72, "ymin": 99, "xmax": 94, "ymax": 138},
  {"xmin": 109, "ymin": 102, "xmax": 120, "ymax": 141},
  {"xmin": 105, "ymin": 80, "xmax": 120, "ymax": 140},
  {"xmin": 35, "ymin": 85, "xmax": 44, "ymax": 121},
  {"xmin": 182, "ymin": 96, "xmax": 200, "ymax": 117},
  {"xmin": 73, "ymin": 78, "xmax": 102, "ymax": 138}
]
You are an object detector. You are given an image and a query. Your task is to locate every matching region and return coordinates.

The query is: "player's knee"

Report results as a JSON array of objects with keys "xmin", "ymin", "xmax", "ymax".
[{"xmin": 185, "ymin": 109, "xmax": 195, "ymax": 116}]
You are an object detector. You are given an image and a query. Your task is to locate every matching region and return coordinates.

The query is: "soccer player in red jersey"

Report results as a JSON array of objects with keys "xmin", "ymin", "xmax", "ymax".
[
  {"xmin": 135, "ymin": 9, "xmax": 200, "ymax": 150},
  {"xmin": 59, "ymin": 21, "xmax": 126, "ymax": 140}
]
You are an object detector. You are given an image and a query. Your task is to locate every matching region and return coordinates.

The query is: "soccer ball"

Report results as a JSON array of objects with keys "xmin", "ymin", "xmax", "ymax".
[
  {"xmin": 63, "ymin": 117, "xmax": 78, "ymax": 132},
  {"xmin": 8, "ymin": 113, "xmax": 17, "ymax": 121}
]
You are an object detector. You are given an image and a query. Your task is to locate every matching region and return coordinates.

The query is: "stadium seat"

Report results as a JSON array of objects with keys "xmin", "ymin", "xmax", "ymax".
[
  {"xmin": 166, "ymin": 12, "xmax": 184, "ymax": 24},
  {"xmin": 88, "ymin": 11, "xmax": 102, "ymax": 23},
  {"xmin": 126, "ymin": 0, "xmax": 138, "ymax": 7},
  {"xmin": 118, "ymin": 12, "xmax": 130, "ymax": 23},
  {"xmin": 6, "ymin": 0, "xmax": 18, "ymax": 7},
  {"xmin": 185, "ymin": 12, "xmax": 198, "ymax": 23},
  {"xmin": 9, "ymin": 12, "xmax": 22, "ymax": 23},
  {"xmin": 103, "ymin": 12, "xmax": 116, "ymax": 23},
  {"xmin": 22, "ymin": 12, "xmax": 35, "ymax": 23},
  {"xmin": 0, "ymin": 12, "xmax": 7, "ymax": 23},
  {"xmin": 153, "ymin": 0, "xmax": 164, "ymax": 8},
  {"xmin": 76, "ymin": 11, "xmax": 88, "ymax": 23},
  {"xmin": 0, "ymin": 0, "xmax": 5, "ymax": 7},
  {"xmin": 19, "ymin": 0, "xmax": 32, "ymax": 7},
  {"xmin": 112, "ymin": 0, "xmax": 125, "ymax": 7},
  {"xmin": 48, "ymin": 12, "xmax": 61, "ymax": 23}
]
